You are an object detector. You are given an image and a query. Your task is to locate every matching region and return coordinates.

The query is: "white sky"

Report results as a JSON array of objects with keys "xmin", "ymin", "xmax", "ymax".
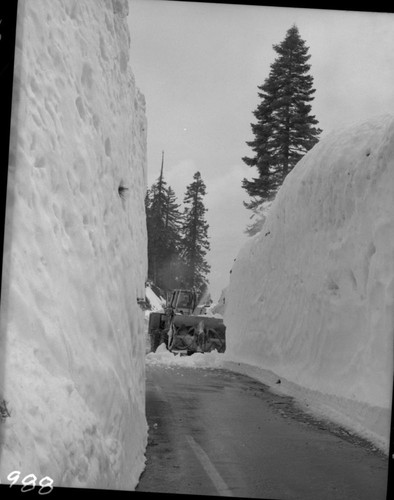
[{"xmin": 128, "ymin": 0, "xmax": 394, "ymax": 301}]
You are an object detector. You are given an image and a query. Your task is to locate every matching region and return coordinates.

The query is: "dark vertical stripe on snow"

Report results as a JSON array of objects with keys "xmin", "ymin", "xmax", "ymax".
[{"xmin": 0, "ymin": 0, "xmax": 18, "ymax": 478}]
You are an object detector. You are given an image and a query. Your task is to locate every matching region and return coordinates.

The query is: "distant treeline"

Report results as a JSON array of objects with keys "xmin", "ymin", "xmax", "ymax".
[{"xmin": 145, "ymin": 155, "xmax": 210, "ymax": 299}]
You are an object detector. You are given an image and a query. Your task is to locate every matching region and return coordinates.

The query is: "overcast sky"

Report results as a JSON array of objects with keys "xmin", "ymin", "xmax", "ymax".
[{"xmin": 128, "ymin": 0, "xmax": 394, "ymax": 301}]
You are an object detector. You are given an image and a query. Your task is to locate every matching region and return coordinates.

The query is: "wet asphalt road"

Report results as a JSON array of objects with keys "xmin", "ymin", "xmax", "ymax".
[{"xmin": 136, "ymin": 364, "xmax": 388, "ymax": 499}]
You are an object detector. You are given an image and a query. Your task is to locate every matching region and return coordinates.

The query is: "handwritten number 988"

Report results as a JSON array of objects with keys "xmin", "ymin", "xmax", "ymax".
[{"xmin": 6, "ymin": 470, "xmax": 54, "ymax": 494}]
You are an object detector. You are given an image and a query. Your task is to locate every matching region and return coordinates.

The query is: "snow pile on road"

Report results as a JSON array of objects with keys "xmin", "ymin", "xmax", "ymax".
[
  {"xmin": 145, "ymin": 284, "xmax": 165, "ymax": 312},
  {"xmin": 0, "ymin": 0, "xmax": 147, "ymax": 490},
  {"xmin": 211, "ymin": 286, "xmax": 228, "ymax": 316},
  {"xmin": 143, "ymin": 284, "xmax": 165, "ymax": 354},
  {"xmin": 224, "ymin": 115, "xmax": 394, "ymax": 453},
  {"xmin": 146, "ymin": 344, "xmax": 224, "ymax": 369}
]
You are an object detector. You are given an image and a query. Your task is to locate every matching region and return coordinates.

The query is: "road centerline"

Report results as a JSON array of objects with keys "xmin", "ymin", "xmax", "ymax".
[{"xmin": 185, "ymin": 434, "xmax": 234, "ymax": 497}]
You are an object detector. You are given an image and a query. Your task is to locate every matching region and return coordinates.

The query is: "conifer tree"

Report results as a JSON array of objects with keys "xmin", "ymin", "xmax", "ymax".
[
  {"xmin": 145, "ymin": 152, "xmax": 183, "ymax": 290},
  {"xmin": 179, "ymin": 172, "xmax": 210, "ymax": 295},
  {"xmin": 242, "ymin": 24, "xmax": 322, "ymax": 212},
  {"xmin": 145, "ymin": 152, "xmax": 166, "ymax": 285},
  {"xmin": 160, "ymin": 186, "xmax": 184, "ymax": 289}
]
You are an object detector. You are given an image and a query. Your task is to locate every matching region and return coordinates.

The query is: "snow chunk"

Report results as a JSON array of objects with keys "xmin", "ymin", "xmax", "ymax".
[
  {"xmin": 145, "ymin": 284, "xmax": 165, "ymax": 312},
  {"xmin": 146, "ymin": 343, "xmax": 225, "ymax": 369}
]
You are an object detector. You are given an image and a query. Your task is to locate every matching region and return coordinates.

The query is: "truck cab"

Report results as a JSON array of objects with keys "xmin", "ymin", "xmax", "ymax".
[{"xmin": 166, "ymin": 289, "xmax": 197, "ymax": 315}]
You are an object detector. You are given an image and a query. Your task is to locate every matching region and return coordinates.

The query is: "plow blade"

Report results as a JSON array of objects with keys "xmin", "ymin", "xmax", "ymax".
[{"xmin": 168, "ymin": 315, "xmax": 226, "ymax": 354}]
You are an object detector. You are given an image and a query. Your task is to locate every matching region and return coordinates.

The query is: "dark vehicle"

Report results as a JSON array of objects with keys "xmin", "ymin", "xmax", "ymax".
[{"xmin": 148, "ymin": 289, "xmax": 226, "ymax": 355}]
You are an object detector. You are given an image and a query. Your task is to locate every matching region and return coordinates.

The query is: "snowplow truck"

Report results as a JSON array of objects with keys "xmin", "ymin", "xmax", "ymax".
[{"xmin": 148, "ymin": 289, "xmax": 226, "ymax": 355}]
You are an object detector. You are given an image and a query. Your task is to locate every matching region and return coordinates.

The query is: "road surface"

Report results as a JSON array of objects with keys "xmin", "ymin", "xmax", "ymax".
[{"xmin": 136, "ymin": 363, "xmax": 388, "ymax": 499}]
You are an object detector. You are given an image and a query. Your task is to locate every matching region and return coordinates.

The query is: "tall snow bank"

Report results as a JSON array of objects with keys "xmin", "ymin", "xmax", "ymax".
[
  {"xmin": 224, "ymin": 115, "xmax": 394, "ymax": 452},
  {"xmin": 0, "ymin": 0, "xmax": 147, "ymax": 489}
]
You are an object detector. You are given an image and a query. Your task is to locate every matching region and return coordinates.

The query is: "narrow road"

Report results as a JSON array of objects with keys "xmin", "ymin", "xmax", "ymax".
[{"xmin": 136, "ymin": 364, "xmax": 388, "ymax": 499}]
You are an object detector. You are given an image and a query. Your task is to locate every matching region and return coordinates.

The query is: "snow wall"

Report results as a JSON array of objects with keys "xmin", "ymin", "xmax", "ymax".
[
  {"xmin": 0, "ymin": 0, "xmax": 148, "ymax": 490},
  {"xmin": 224, "ymin": 115, "xmax": 394, "ymax": 452}
]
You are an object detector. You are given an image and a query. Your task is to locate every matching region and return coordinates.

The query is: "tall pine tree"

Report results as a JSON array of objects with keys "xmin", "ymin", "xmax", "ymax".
[
  {"xmin": 242, "ymin": 24, "xmax": 322, "ymax": 212},
  {"xmin": 159, "ymin": 186, "xmax": 185, "ymax": 289},
  {"xmin": 145, "ymin": 152, "xmax": 167, "ymax": 286},
  {"xmin": 145, "ymin": 152, "xmax": 183, "ymax": 290},
  {"xmin": 179, "ymin": 172, "xmax": 210, "ymax": 296}
]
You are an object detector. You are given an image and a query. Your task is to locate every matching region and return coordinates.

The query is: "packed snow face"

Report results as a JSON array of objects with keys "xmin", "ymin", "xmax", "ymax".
[
  {"xmin": 0, "ymin": 0, "xmax": 147, "ymax": 490},
  {"xmin": 224, "ymin": 115, "xmax": 394, "ymax": 452}
]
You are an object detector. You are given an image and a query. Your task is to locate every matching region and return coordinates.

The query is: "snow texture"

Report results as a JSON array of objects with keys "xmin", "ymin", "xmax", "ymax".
[
  {"xmin": 0, "ymin": 0, "xmax": 148, "ymax": 490},
  {"xmin": 224, "ymin": 115, "xmax": 394, "ymax": 453},
  {"xmin": 211, "ymin": 286, "xmax": 227, "ymax": 316},
  {"xmin": 146, "ymin": 343, "xmax": 224, "ymax": 370},
  {"xmin": 145, "ymin": 284, "xmax": 165, "ymax": 313},
  {"xmin": 143, "ymin": 284, "xmax": 165, "ymax": 354}
]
